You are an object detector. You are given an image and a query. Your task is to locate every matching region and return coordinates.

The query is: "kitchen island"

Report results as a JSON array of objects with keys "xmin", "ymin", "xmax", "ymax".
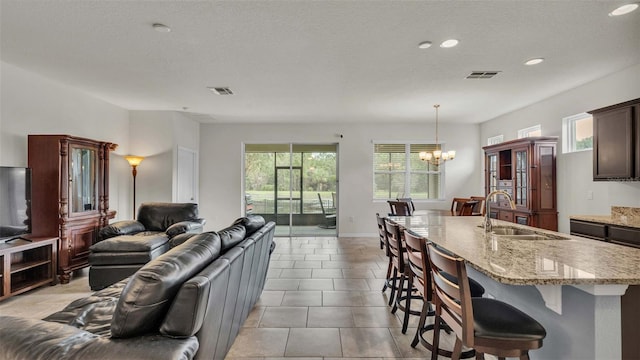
[{"xmin": 388, "ymin": 214, "xmax": 640, "ymax": 360}]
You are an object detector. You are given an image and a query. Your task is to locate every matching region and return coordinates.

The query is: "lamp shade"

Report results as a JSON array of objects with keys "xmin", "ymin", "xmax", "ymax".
[{"xmin": 125, "ymin": 155, "xmax": 144, "ymax": 167}]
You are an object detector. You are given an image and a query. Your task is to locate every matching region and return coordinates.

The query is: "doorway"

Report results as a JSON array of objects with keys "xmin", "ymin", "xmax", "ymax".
[{"xmin": 244, "ymin": 143, "xmax": 338, "ymax": 237}]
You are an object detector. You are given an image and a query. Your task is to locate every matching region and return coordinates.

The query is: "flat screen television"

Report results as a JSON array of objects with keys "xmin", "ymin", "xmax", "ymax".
[{"xmin": 0, "ymin": 166, "xmax": 32, "ymax": 242}]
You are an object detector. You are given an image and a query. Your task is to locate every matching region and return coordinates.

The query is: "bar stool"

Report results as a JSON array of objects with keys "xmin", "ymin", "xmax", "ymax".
[
  {"xmin": 427, "ymin": 243, "xmax": 546, "ymax": 360},
  {"xmin": 384, "ymin": 220, "xmax": 422, "ymax": 333},
  {"xmin": 376, "ymin": 213, "xmax": 399, "ymax": 295},
  {"xmin": 403, "ymin": 230, "xmax": 482, "ymax": 359}
]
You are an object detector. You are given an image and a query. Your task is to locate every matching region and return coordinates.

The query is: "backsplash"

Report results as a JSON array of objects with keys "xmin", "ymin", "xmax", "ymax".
[{"xmin": 611, "ymin": 206, "xmax": 640, "ymax": 227}]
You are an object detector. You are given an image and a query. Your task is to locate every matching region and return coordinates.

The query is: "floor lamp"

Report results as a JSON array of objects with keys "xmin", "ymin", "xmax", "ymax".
[{"xmin": 125, "ymin": 155, "xmax": 144, "ymax": 220}]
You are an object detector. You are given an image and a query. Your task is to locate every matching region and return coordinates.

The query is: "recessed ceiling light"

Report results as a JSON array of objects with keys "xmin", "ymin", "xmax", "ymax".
[
  {"xmin": 152, "ymin": 23, "xmax": 171, "ymax": 33},
  {"xmin": 418, "ymin": 41, "xmax": 433, "ymax": 49},
  {"xmin": 524, "ymin": 58, "xmax": 545, "ymax": 66},
  {"xmin": 609, "ymin": 3, "xmax": 639, "ymax": 16},
  {"xmin": 440, "ymin": 39, "xmax": 459, "ymax": 48}
]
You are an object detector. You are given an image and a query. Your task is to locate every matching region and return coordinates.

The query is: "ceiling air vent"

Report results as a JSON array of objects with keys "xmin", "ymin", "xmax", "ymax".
[
  {"xmin": 466, "ymin": 71, "xmax": 501, "ymax": 79},
  {"xmin": 208, "ymin": 87, "xmax": 234, "ymax": 95}
]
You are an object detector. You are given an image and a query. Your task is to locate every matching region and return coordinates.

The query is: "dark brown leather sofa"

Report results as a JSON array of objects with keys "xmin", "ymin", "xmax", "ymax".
[{"xmin": 0, "ymin": 215, "xmax": 276, "ymax": 360}]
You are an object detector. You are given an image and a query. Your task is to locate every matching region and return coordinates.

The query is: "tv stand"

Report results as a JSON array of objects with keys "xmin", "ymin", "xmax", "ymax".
[
  {"xmin": 5, "ymin": 236, "xmax": 33, "ymax": 243},
  {"xmin": 0, "ymin": 237, "xmax": 58, "ymax": 301}
]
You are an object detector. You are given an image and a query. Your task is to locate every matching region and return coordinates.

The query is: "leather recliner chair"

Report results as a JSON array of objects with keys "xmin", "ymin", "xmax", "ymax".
[{"xmin": 88, "ymin": 202, "xmax": 206, "ymax": 290}]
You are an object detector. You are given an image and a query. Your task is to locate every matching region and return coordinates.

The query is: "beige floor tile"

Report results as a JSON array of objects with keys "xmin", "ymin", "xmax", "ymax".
[
  {"xmin": 307, "ymin": 306, "xmax": 355, "ymax": 327},
  {"xmin": 227, "ymin": 328, "xmax": 289, "ymax": 357},
  {"xmin": 285, "ymin": 328, "xmax": 342, "ymax": 357},
  {"xmin": 333, "ymin": 278, "xmax": 371, "ymax": 291},
  {"xmin": 322, "ymin": 291, "xmax": 364, "ymax": 307},
  {"xmin": 281, "ymin": 291, "xmax": 322, "ymax": 306},
  {"xmin": 244, "ymin": 307, "xmax": 266, "ymax": 328},
  {"xmin": 352, "ymin": 306, "xmax": 403, "ymax": 328},
  {"xmin": 342, "ymin": 268, "xmax": 376, "ymax": 278},
  {"xmin": 269, "ymin": 260, "xmax": 296, "ymax": 269},
  {"xmin": 304, "ymin": 254, "xmax": 331, "ymax": 261},
  {"xmin": 276, "ymin": 254, "xmax": 306, "ymax": 261},
  {"xmin": 266, "ymin": 268, "xmax": 283, "ymax": 278},
  {"xmin": 259, "ymin": 306, "xmax": 308, "ymax": 328},
  {"xmin": 279, "ymin": 268, "xmax": 312, "ymax": 279},
  {"xmin": 264, "ymin": 279, "xmax": 300, "ymax": 291},
  {"xmin": 311, "ymin": 268, "xmax": 343, "ymax": 278},
  {"xmin": 298, "ymin": 278, "xmax": 335, "ymax": 290},
  {"xmin": 293, "ymin": 260, "xmax": 322, "ymax": 269},
  {"xmin": 339, "ymin": 328, "xmax": 401, "ymax": 358},
  {"xmin": 256, "ymin": 291, "xmax": 285, "ymax": 306}
]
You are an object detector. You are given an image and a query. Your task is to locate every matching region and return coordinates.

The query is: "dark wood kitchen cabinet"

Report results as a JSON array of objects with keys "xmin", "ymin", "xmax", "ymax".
[
  {"xmin": 28, "ymin": 135, "xmax": 117, "ymax": 283},
  {"xmin": 483, "ymin": 137, "xmax": 558, "ymax": 231},
  {"xmin": 589, "ymin": 98, "xmax": 640, "ymax": 181}
]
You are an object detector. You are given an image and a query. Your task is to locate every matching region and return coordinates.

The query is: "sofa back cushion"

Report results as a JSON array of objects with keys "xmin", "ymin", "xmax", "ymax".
[
  {"xmin": 218, "ymin": 223, "xmax": 247, "ymax": 253},
  {"xmin": 110, "ymin": 232, "xmax": 222, "ymax": 338},
  {"xmin": 137, "ymin": 203, "xmax": 200, "ymax": 232},
  {"xmin": 232, "ymin": 215, "xmax": 266, "ymax": 236}
]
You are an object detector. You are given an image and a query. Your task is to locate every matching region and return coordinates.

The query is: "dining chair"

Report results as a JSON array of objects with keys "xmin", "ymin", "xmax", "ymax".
[
  {"xmin": 388, "ymin": 200, "xmax": 413, "ymax": 216},
  {"xmin": 318, "ymin": 193, "xmax": 336, "ymax": 228},
  {"xmin": 396, "ymin": 197, "xmax": 416, "ymax": 213},
  {"xmin": 470, "ymin": 196, "xmax": 486, "ymax": 216},
  {"xmin": 450, "ymin": 197, "xmax": 471, "ymax": 216},
  {"xmin": 427, "ymin": 243, "xmax": 546, "ymax": 360}
]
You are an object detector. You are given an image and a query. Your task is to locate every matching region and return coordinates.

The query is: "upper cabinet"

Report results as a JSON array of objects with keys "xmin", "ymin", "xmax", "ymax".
[
  {"xmin": 483, "ymin": 137, "xmax": 558, "ymax": 231},
  {"xmin": 589, "ymin": 98, "xmax": 640, "ymax": 181},
  {"xmin": 28, "ymin": 135, "xmax": 117, "ymax": 283}
]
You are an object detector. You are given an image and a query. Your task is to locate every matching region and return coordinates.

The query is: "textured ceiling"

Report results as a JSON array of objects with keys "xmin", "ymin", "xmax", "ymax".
[{"xmin": 1, "ymin": 1, "xmax": 639, "ymax": 124}]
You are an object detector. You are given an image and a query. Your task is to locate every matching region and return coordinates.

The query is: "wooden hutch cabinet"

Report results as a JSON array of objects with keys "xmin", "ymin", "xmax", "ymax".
[
  {"xmin": 483, "ymin": 136, "xmax": 558, "ymax": 231},
  {"xmin": 28, "ymin": 135, "xmax": 117, "ymax": 283}
]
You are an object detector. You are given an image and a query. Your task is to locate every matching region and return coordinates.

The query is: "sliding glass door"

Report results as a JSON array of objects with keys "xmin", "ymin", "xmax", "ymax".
[{"xmin": 244, "ymin": 143, "xmax": 338, "ymax": 237}]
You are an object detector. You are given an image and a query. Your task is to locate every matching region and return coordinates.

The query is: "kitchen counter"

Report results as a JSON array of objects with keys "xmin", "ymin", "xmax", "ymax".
[
  {"xmin": 570, "ymin": 206, "xmax": 640, "ymax": 229},
  {"xmin": 387, "ymin": 214, "xmax": 640, "ymax": 359},
  {"xmin": 388, "ymin": 214, "xmax": 640, "ymax": 286}
]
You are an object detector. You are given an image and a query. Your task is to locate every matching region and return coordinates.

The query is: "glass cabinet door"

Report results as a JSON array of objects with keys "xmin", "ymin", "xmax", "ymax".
[
  {"xmin": 514, "ymin": 149, "xmax": 528, "ymax": 207},
  {"xmin": 70, "ymin": 146, "xmax": 97, "ymax": 213},
  {"xmin": 487, "ymin": 153, "xmax": 498, "ymax": 194}
]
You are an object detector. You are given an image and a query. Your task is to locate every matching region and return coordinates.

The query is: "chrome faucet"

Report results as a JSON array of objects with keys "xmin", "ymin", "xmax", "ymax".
[{"xmin": 484, "ymin": 190, "xmax": 516, "ymax": 232}]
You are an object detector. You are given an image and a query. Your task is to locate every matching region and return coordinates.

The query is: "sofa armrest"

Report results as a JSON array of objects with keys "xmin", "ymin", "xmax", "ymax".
[
  {"xmin": 99, "ymin": 220, "xmax": 146, "ymax": 240},
  {"xmin": 166, "ymin": 219, "xmax": 206, "ymax": 238},
  {"xmin": 0, "ymin": 316, "xmax": 198, "ymax": 360}
]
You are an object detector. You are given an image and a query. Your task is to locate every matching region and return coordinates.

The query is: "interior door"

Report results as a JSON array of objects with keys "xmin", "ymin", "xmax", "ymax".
[{"xmin": 176, "ymin": 147, "xmax": 197, "ymax": 203}]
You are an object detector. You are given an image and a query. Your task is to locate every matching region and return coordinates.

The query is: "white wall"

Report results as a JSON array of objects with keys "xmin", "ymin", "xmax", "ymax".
[
  {"xmin": 0, "ymin": 61, "xmax": 132, "ymax": 220},
  {"xmin": 199, "ymin": 121, "xmax": 481, "ymax": 235},
  {"xmin": 129, "ymin": 111, "xmax": 200, "ymax": 210},
  {"xmin": 480, "ymin": 64, "xmax": 640, "ymax": 233}
]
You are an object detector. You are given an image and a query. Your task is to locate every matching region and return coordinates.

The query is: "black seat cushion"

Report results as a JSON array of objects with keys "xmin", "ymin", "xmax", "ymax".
[
  {"xmin": 472, "ymin": 297, "xmax": 546, "ymax": 341},
  {"xmin": 442, "ymin": 271, "xmax": 485, "ymax": 298},
  {"xmin": 110, "ymin": 232, "xmax": 222, "ymax": 338},
  {"xmin": 90, "ymin": 233, "xmax": 169, "ymax": 253}
]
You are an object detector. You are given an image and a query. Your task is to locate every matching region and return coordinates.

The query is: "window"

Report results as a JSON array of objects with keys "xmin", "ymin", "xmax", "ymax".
[
  {"xmin": 517, "ymin": 125, "xmax": 542, "ymax": 138},
  {"xmin": 373, "ymin": 143, "xmax": 442, "ymax": 200},
  {"xmin": 487, "ymin": 134, "xmax": 504, "ymax": 145},
  {"xmin": 562, "ymin": 113, "xmax": 593, "ymax": 153}
]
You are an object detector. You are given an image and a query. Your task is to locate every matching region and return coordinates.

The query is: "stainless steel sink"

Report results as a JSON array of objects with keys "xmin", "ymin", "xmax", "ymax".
[
  {"xmin": 489, "ymin": 226, "xmax": 571, "ymax": 240},
  {"xmin": 491, "ymin": 227, "xmax": 537, "ymax": 236}
]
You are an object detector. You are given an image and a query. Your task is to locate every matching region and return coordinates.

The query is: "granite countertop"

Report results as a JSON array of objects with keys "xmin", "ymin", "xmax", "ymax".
[
  {"xmin": 388, "ymin": 214, "xmax": 640, "ymax": 286},
  {"xmin": 570, "ymin": 206, "xmax": 640, "ymax": 229}
]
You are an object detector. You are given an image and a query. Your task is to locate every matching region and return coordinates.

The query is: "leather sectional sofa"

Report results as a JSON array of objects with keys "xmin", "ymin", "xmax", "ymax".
[{"xmin": 0, "ymin": 215, "xmax": 276, "ymax": 360}]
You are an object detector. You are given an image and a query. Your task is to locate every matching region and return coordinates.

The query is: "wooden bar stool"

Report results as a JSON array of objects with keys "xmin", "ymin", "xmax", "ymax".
[
  {"xmin": 427, "ymin": 243, "xmax": 546, "ymax": 360},
  {"xmin": 404, "ymin": 231, "xmax": 480, "ymax": 359},
  {"xmin": 385, "ymin": 220, "xmax": 421, "ymax": 333},
  {"xmin": 376, "ymin": 213, "xmax": 400, "ymax": 295}
]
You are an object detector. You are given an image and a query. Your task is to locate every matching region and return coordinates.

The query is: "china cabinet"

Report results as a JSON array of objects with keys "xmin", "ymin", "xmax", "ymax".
[
  {"xmin": 483, "ymin": 136, "xmax": 558, "ymax": 231},
  {"xmin": 28, "ymin": 135, "xmax": 117, "ymax": 283}
]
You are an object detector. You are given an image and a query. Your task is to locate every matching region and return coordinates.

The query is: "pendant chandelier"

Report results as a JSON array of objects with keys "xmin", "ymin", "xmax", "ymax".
[{"xmin": 419, "ymin": 104, "xmax": 455, "ymax": 165}]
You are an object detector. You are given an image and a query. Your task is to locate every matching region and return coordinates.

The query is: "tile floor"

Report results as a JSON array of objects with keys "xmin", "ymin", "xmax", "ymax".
[
  {"xmin": 0, "ymin": 236, "xmax": 463, "ymax": 359},
  {"xmin": 226, "ymin": 236, "xmax": 459, "ymax": 359}
]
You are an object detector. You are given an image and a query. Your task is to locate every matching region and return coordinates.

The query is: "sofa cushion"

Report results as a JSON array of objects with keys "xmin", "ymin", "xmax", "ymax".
[
  {"xmin": 110, "ymin": 232, "xmax": 222, "ymax": 338},
  {"xmin": 137, "ymin": 203, "xmax": 200, "ymax": 232},
  {"xmin": 232, "ymin": 215, "xmax": 265, "ymax": 236},
  {"xmin": 100, "ymin": 221, "xmax": 146, "ymax": 239},
  {"xmin": 90, "ymin": 233, "xmax": 168, "ymax": 253},
  {"xmin": 218, "ymin": 224, "xmax": 247, "ymax": 252}
]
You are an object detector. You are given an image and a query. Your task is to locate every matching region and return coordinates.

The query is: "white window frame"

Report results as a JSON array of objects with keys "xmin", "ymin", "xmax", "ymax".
[
  {"xmin": 517, "ymin": 124, "xmax": 542, "ymax": 138},
  {"xmin": 372, "ymin": 142, "xmax": 444, "ymax": 201},
  {"xmin": 487, "ymin": 134, "xmax": 504, "ymax": 145},
  {"xmin": 562, "ymin": 112, "xmax": 593, "ymax": 153}
]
